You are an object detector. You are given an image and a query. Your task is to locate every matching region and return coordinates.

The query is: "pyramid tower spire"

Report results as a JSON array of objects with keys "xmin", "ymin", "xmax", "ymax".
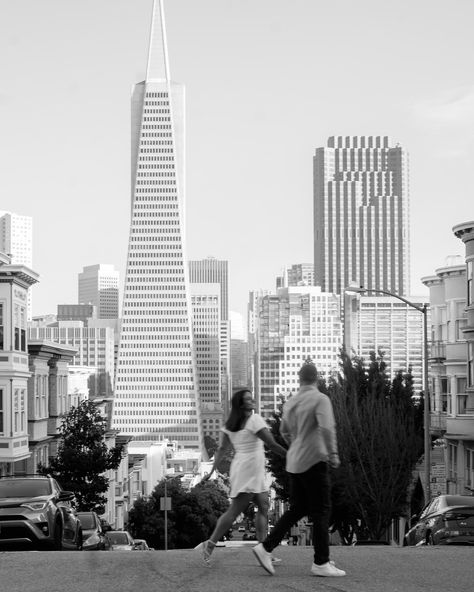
[
  {"xmin": 146, "ymin": 0, "xmax": 170, "ymax": 82},
  {"xmin": 112, "ymin": 0, "xmax": 205, "ymax": 455}
]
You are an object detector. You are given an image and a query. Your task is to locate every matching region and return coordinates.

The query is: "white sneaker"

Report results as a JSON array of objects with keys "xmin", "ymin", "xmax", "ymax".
[
  {"xmin": 253, "ymin": 543, "xmax": 275, "ymax": 575},
  {"xmin": 311, "ymin": 562, "xmax": 346, "ymax": 577}
]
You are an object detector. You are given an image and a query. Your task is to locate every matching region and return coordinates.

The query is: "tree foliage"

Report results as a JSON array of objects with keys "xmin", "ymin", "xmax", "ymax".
[
  {"xmin": 264, "ymin": 350, "xmax": 424, "ymax": 543},
  {"xmin": 204, "ymin": 435, "xmax": 218, "ymax": 459},
  {"xmin": 38, "ymin": 399, "xmax": 124, "ymax": 514},
  {"xmin": 265, "ymin": 395, "xmax": 290, "ymax": 502},
  {"xmin": 127, "ymin": 477, "xmax": 230, "ymax": 549},
  {"xmin": 329, "ymin": 350, "xmax": 424, "ymax": 541}
]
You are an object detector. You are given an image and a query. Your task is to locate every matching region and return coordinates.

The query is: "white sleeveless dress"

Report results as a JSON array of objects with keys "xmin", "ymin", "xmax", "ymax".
[{"xmin": 221, "ymin": 413, "xmax": 269, "ymax": 498}]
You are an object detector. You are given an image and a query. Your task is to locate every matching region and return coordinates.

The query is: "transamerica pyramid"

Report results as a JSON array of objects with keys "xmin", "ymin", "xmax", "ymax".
[{"xmin": 112, "ymin": 0, "xmax": 204, "ymax": 453}]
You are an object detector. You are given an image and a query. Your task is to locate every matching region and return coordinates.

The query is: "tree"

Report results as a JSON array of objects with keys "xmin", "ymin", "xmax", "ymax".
[
  {"xmin": 128, "ymin": 477, "xmax": 229, "ymax": 549},
  {"xmin": 265, "ymin": 395, "xmax": 290, "ymax": 502},
  {"xmin": 204, "ymin": 435, "xmax": 218, "ymax": 459},
  {"xmin": 38, "ymin": 399, "xmax": 124, "ymax": 514},
  {"xmin": 329, "ymin": 349, "xmax": 424, "ymax": 541}
]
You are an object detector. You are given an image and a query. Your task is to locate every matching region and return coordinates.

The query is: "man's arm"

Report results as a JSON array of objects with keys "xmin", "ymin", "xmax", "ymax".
[{"xmin": 315, "ymin": 396, "xmax": 340, "ymax": 468}]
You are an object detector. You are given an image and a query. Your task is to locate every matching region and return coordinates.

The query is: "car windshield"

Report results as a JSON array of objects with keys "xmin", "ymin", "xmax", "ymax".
[
  {"xmin": 446, "ymin": 496, "xmax": 474, "ymax": 507},
  {"xmin": 106, "ymin": 533, "xmax": 130, "ymax": 545},
  {"xmin": 0, "ymin": 479, "xmax": 51, "ymax": 498},
  {"xmin": 77, "ymin": 514, "xmax": 96, "ymax": 529}
]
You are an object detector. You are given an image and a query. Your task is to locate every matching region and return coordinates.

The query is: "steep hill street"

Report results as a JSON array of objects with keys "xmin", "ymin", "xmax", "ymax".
[{"xmin": 1, "ymin": 545, "xmax": 472, "ymax": 592}]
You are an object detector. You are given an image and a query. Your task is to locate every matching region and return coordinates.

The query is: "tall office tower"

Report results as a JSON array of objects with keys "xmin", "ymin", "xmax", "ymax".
[
  {"xmin": 277, "ymin": 263, "xmax": 314, "ymax": 289},
  {"xmin": 189, "ymin": 258, "xmax": 228, "ymax": 321},
  {"xmin": 344, "ymin": 293, "xmax": 425, "ymax": 394},
  {"xmin": 190, "ymin": 283, "xmax": 221, "ymax": 405},
  {"xmin": 230, "ymin": 311, "xmax": 249, "ymax": 390},
  {"xmin": 190, "ymin": 283, "xmax": 224, "ymax": 441},
  {"xmin": 255, "ymin": 286, "xmax": 342, "ymax": 417},
  {"xmin": 189, "ymin": 258, "xmax": 231, "ymax": 409},
  {"xmin": 0, "ymin": 211, "xmax": 33, "ymax": 318},
  {"xmin": 78, "ymin": 264, "xmax": 119, "ymax": 319},
  {"xmin": 247, "ymin": 289, "xmax": 272, "ymax": 393},
  {"xmin": 112, "ymin": 0, "xmax": 203, "ymax": 450},
  {"xmin": 314, "ymin": 136, "xmax": 410, "ymax": 296}
]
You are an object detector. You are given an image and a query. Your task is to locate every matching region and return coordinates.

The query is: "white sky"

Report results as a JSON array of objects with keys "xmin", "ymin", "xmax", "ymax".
[{"xmin": 1, "ymin": 0, "xmax": 473, "ymax": 318}]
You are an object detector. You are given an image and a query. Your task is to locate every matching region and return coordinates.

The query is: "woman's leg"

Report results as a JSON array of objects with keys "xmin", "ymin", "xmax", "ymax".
[
  {"xmin": 208, "ymin": 492, "xmax": 253, "ymax": 547},
  {"xmin": 253, "ymin": 492, "xmax": 270, "ymax": 543}
]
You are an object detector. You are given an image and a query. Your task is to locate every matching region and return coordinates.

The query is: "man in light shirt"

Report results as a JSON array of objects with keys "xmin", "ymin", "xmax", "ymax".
[{"xmin": 253, "ymin": 362, "xmax": 346, "ymax": 577}]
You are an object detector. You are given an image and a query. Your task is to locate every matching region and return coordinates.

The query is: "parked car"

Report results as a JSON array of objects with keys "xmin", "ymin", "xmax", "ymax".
[
  {"xmin": 77, "ymin": 511, "xmax": 109, "ymax": 551},
  {"xmin": 0, "ymin": 476, "xmax": 83, "ymax": 550},
  {"xmin": 105, "ymin": 530, "xmax": 135, "ymax": 551},
  {"xmin": 238, "ymin": 526, "xmax": 245, "ymax": 532},
  {"xmin": 133, "ymin": 538, "xmax": 150, "ymax": 551},
  {"xmin": 405, "ymin": 495, "xmax": 474, "ymax": 546},
  {"xmin": 242, "ymin": 533, "xmax": 257, "ymax": 541}
]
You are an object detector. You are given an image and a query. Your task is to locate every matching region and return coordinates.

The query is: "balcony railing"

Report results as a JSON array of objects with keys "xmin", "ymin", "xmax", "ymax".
[{"xmin": 429, "ymin": 340, "xmax": 446, "ymax": 361}]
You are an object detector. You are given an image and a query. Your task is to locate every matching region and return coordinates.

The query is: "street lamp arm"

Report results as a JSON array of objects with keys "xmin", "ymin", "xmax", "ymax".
[{"xmin": 346, "ymin": 286, "xmax": 427, "ymax": 314}]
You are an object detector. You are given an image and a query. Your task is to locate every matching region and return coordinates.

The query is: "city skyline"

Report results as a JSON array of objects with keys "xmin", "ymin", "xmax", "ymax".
[{"xmin": 1, "ymin": 0, "xmax": 473, "ymax": 320}]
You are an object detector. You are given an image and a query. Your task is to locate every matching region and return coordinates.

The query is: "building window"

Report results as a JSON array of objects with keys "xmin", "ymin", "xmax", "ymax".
[
  {"xmin": 0, "ymin": 303, "xmax": 3, "ymax": 350},
  {"xmin": 468, "ymin": 261, "xmax": 473, "ymax": 306},
  {"xmin": 20, "ymin": 389, "xmax": 26, "ymax": 432},
  {"xmin": 14, "ymin": 305, "xmax": 26, "ymax": 352},
  {"xmin": 448, "ymin": 443, "xmax": 457, "ymax": 481},
  {"xmin": 466, "ymin": 449, "xmax": 474, "ymax": 490},
  {"xmin": 0, "ymin": 389, "xmax": 3, "ymax": 434},
  {"xmin": 14, "ymin": 389, "xmax": 19, "ymax": 433},
  {"xmin": 469, "ymin": 342, "xmax": 474, "ymax": 388}
]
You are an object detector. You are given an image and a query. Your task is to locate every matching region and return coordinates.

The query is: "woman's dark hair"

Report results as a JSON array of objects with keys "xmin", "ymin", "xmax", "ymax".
[{"xmin": 225, "ymin": 389, "xmax": 251, "ymax": 432}]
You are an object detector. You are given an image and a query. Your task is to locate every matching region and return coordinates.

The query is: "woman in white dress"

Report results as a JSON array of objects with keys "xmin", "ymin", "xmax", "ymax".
[{"xmin": 195, "ymin": 389, "xmax": 287, "ymax": 565}]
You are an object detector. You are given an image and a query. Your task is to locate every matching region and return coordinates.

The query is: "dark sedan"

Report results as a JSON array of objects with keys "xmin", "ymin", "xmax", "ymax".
[
  {"xmin": 76, "ymin": 512, "xmax": 109, "ymax": 551},
  {"xmin": 405, "ymin": 494, "xmax": 474, "ymax": 546}
]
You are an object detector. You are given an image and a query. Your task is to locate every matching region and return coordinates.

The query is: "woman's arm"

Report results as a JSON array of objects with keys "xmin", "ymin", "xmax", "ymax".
[
  {"xmin": 203, "ymin": 432, "xmax": 232, "ymax": 480},
  {"xmin": 256, "ymin": 428, "xmax": 287, "ymax": 457}
]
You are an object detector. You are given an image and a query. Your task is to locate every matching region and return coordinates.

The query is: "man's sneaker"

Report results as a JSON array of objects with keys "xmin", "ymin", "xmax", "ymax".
[
  {"xmin": 311, "ymin": 562, "xmax": 346, "ymax": 577},
  {"xmin": 253, "ymin": 543, "xmax": 275, "ymax": 575},
  {"xmin": 271, "ymin": 555, "xmax": 282, "ymax": 565}
]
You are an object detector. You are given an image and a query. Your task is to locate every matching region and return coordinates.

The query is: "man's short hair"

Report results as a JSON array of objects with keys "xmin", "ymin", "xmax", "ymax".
[{"xmin": 298, "ymin": 363, "xmax": 318, "ymax": 384}]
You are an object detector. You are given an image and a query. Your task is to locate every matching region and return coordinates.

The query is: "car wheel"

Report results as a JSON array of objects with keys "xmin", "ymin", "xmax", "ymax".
[
  {"xmin": 76, "ymin": 529, "xmax": 83, "ymax": 551},
  {"xmin": 53, "ymin": 521, "xmax": 64, "ymax": 551}
]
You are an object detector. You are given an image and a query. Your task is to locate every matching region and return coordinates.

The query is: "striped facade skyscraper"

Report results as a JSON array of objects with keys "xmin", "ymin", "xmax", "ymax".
[
  {"xmin": 188, "ymin": 258, "xmax": 228, "ymax": 321},
  {"xmin": 314, "ymin": 136, "xmax": 410, "ymax": 296},
  {"xmin": 112, "ymin": 0, "xmax": 204, "ymax": 451}
]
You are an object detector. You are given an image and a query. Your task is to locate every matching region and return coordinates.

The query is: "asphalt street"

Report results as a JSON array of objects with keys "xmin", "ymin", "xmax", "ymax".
[{"xmin": 1, "ymin": 544, "xmax": 473, "ymax": 592}]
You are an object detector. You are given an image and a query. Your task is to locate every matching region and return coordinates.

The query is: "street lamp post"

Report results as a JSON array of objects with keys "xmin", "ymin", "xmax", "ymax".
[
  {"xmin": 345, "ymin": 285, "xmax": 431, "ymax": 504},
  {"xmin": 161, "ymin": 473, "xmax": 184, "ymax": 551}
]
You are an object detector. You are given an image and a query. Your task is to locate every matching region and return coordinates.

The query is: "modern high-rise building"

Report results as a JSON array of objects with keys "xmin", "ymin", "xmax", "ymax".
[
  {"xmin": 230, "ymin": 311, "xmax": 249, "ymax": 390},
  {"xmin": 254, "ymin": 286, "xmax": 342, "ymax": 418},
  {"xmin": 277, "ymin": 263, "xmax": 314, "ymax": 289},
  {"xmin": 28, "ymin": 322, "xmax": 116, "ymax": 398},
  {"xmin": 112, "ymin": 0, "xmax": 203, "ymax": 451},
  {"xmin": 189, "ymin": 258, "xmax": 231, "ymax": 410},
  {"xmin": 344, "ymin": 293, "xmax": 425, "ymax": 394},
  {"xmin": 78, "ymin": 264, "xmax": 119, "ymax": 320},
  {"xmin": 189, "ymin": 258, "xmax": 228, "ymax": 321},
  {"xmin": 314, "ymin": 136, "xmax": 410, "ymax": 296},
  {"xmin": 0, "ymin": 211, "xmax": 34, "ymax": 318},
  {"xmin": 190, "ymin": 283, "xmax": 221, "ymax": 406}
]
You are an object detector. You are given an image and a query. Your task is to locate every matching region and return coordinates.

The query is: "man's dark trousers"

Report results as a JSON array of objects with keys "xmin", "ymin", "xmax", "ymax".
[{"xmin": 262, "ymin": 462, "xmax": 331, "ymax": 565}]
